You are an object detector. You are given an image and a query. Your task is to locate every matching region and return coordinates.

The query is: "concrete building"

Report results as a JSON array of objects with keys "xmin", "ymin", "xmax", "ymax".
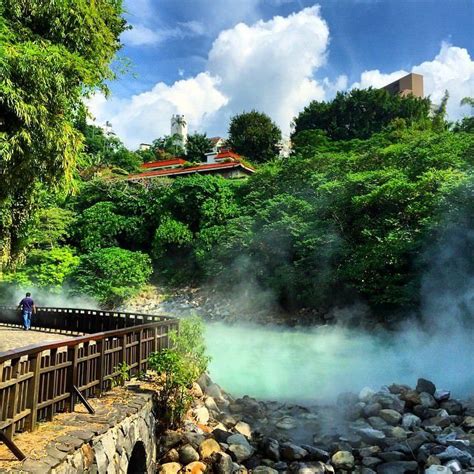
[
  {"xmin": 170, "ymin": 114, "xmax": 188, "ymax": 146},
  {"xmin": 382, "ymin": 73, "xmax": 424, "ymax": 98}
]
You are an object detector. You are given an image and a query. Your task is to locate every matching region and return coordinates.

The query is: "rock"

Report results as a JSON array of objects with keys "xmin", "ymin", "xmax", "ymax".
[
  {"xmin": 205, "ymin": 397, "xmax": 219, "ymax": 412},
  {"xmin": 420, "ymin": 392, "xmax": 437, "ymax": 408},
  {"xmin": 213, "ymin": 428, "xmax": 232, "ymax": 443},
  {"xmin": 300, "ymin": 445, "xmax": 330, "ymax": 463},
  {"xmin": 434, "ymin": 390, "xmax": 450, "ymax": 402},
  {"xmin": 275, "ymin": 416, "xmax": 298, "ymax": 430},
  {"xmin": 369, "ymin": 416, "xmax": 389, "ymax": 430},
  {"xmin": 401, "ymin": 413, "xmax": 421, "ymax": 430},
  {"xmin": 194, "ymin": 405, "xmax": 210, "ymax": 424},
  {"xmin": 179, "ymin": 445, "xmax": 200, "ymax": 465},
  {"xmin": 228, "ymin": 443, "xmax": 254, "ymax": 463},
  {"xmin": 197, "ymin": 373, "xmax": 212, "ymax": 391},
  {"xmin": 379, "ymin": 409, "xmax": 402, "ymax": 425},
  {"xmin": 158, "ymin": 462, "xmax": 182, "ymax": 474},
  {"xmin": 199, "ymin": 438, "xmax": 221, "ymax": 459},
  {"xmin": 331, "ymin": 451, "xmax": 355, "ymax": 470},
  {"xmin": 183, "ymin": 461, "xmax": 206, "ymax": 474},
  {"xmin": 400, "ymin": 390, "xmax": 421, "ymax": 406},
  {"xmin": 234, "ymin": 421, "xmax": 252, "ymax": 438},
  {"xmin": 293, "ymin": 463, "xmax": 326, "ymax": 474},
  {"xmin": 363, "ymin": 457, "xmax": 383, "ymax": 468},
  {"xmin": 425, "ymin": 467, "xmax": 451, "ymax": 473},
  {"xmin": 162, "ymin": 449, "xmax": 180, "ymax": 463},
  {"xmin": 184, "ymin": 433, "xmax": 206, "ymax": 449},
  {"xmin": 443, "ymin": 460, "xmax": 462, "ymax": 472},
  {"xmin": 192, "ymin": 382, "xmax": 204, "ymax": 397},
  {"xmin": 252, "ymin": 467, "xmax": 278, "ymax": 474},
  {"xmin": 439, "ymin": 399, "xmax": 463, "ymax": 416},
  {"xmin": 355, "ymin": 427, "xmax": 387, "ymax": 445},
  {"xmin": 214, "ymin": 452, "xmax": 234, "ymax": 474},
  {"xmin": 227, "ymin": 433, "xmax": 251, "ymax": 447},
  {"xmin": 364, "ymin": 403, "xmax": 383, "ymax": 418},
  {"xmin": 378, "ymin": 452, "xmax": 406, "ymax": 462},
  {"xmin": 206, "ymin": 383, "xmax": 223, "ymax": 399},
  {"xmin": 437, "ymin": 446, "xmax": 472, "ymax": 464},
  {"xmin": 463, "ymin": 416, "xmax": 474, "ymax": 430},
  {"xmin": 162, "ymin": 430, "xmax": 183, "ymax": 449},
  {"xmin": 359, "ymin": 446, "xmax": 382, "ymax": 457},
  {"xmin": 280, "ymin": 443, "xmax": 308, "ymax": 461},
  {"xmin": 416, "ymin": 378, "xmax": 436, "ymax": 396},
  {"xmin": 372, "ymin": 394, "xmax": 405, "ymax": 413},
  {"xmin": 405, "ymin": 432, "xmax": 432, "ymax": 451},
  {"xmin": 376, "ymin": 461, "xmax": 418, "ymax": 473},
  {"xmin": 263, "ymin": 438, "xmax": 280, "ymax": 461},
  {"xmin": 360, "ymin": 387, "xmax": 376, "ymax": 402}
]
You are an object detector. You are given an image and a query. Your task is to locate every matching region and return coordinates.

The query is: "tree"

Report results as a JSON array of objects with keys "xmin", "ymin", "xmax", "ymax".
[
  {"xmin": 454, "ymin": 97, "xmax": 474, "ymax": 133},
  {"xmin": 152, "ymin": 134, "xmax": 185, "ymax": 159},
  {"xmin": 227, "ymin": 110, "xmax": 282, "ymax": 163},
  {"xmin": 72, "ymin": 247, "xmax": 152, "ymax": 307},
  {"xmin": 0, "ymin": 0, "xmax": 126, "ymax": 267},
  {"xmin": 292, "ymin": 88, "xmax": 431, "ymax": 141},
  {"xmin": 185, "ymin": 132, "xmax": 213, "ymax": 162}
]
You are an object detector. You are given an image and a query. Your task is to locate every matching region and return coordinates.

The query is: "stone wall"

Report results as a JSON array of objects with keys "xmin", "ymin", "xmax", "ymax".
[{"xmin": 20, "ymin": 392, "xmax": 157, "ymax": 474}]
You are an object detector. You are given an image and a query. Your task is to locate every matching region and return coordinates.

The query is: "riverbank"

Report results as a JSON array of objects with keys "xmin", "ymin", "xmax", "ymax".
[{"xmin": 157, "ymin": 375, "xmax": 474, "ymax": 473}]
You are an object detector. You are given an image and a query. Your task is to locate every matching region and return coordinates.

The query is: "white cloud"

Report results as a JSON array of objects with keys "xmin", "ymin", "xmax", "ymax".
[
  {"xmin": 352, "ymin": 43, "xmax": 474, "ymax": 119},
  {"xmin": 206, "ymin": 6, "xmax": 330, "ymax": 134},
  {"xmin": 86, "ymin": 73, "xmax": 228, "ymax": 148},
  {"xmin": 122, "ymin": 20, "xmax": 207, "ymax": 47},
  {"xmin": 94, "ymin": 6, "xmax": 332, "ymax": 147}
]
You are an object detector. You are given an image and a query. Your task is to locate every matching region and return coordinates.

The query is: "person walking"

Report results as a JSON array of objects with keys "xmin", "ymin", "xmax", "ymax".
[{"xmin": 18, "ymin": 292, "xmax": 36, "ymax": 330}]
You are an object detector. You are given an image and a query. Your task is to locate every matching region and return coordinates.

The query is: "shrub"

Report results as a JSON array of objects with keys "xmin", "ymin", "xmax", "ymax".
[
  {"xmin": 148, "ymin": 316, "xmax": 210, "ymax": 427},
  {"xmin": 72, "ymin": 247, "xmax": 152, "ymax": 307}
]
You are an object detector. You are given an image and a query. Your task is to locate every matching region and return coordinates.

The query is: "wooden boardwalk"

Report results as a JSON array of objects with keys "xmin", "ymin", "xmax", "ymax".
[{"xmin": 0, "ymin": 326, "xmax": 71, "ymax": 353}]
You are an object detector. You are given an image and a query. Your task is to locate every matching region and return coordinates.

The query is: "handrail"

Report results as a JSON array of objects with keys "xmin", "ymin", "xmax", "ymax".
[{"xmin": 0, "ymin": 306, "xmax": 179, "ymax": 439}]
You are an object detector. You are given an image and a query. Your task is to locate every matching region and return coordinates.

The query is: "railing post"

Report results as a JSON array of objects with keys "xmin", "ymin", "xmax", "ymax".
[
  {"xmin": 66, "ymin": 345, "xmax": 79, "ymax": 412},
  {"xmin": 137, "ymin": 329, "xmax": 143, "ymax": 374},
  {"xmin": 96, "ymin": 339, "xmax": 105, "ymax": 396},
  {"xmin": 25, "ymin": 354, "xmax": 41, "ymax": 431},
  {"xmin": 6, "ymin": 357, "xmax": 21, "ymax": 438},
  {"xmin": 46, "ymin": 349, "xmax": 58, "ymax": 421}
]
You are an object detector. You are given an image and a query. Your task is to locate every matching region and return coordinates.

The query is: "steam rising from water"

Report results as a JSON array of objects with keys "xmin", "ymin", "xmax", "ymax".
[{"xmin": 205, "ymin": 320, "xmax": 474, "ymax": 402}]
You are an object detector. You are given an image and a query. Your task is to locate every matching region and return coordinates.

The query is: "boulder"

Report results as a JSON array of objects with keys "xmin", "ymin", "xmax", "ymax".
[
  {"xmin": 179, "ymin": 445, "xmax": 200, "ymax": 465},
  {"xmin": 275, "ymin": 416, "xmax": 298, "ymax": 430},
  {"xmin": 437, "ymin": 446, "xmax": 472, "ymax": 464},
  {"xmin": 363, "ymin": 457, "xmax": 382, "ymax": 468},
  {"xmin": 416, "ymin": 378, "xmax": 436, "ymax": 396},
  {"xmin": 364, "ymin": 403, "xmax": 383, "ymax": 418},
  {"xmin": 212, "ymin": 428, "xmax": 232, "ymax": 444},
  {"xmin": 228, "ymin": 443, "xmax": 254, "ymax": 463},
  {"xmin": 199, "ymin": 438, "xmax": 221, "ymax": 459},
  {"xmin": 376, "ymin": 461, "xmax": 418, "ymax": 473},
  {"xmin": 401, "ymin": 413, "xmax": 421, "ymax": 430},
  {"xmin": 213, "ymin": 452, "xmax": 234, "ymax": 474},
  {"xmin": 204, "ymin": 397, "xmax": 219, "ymax": 413},
  {"xmin": 234, "ymin": 421, "xmax": 252, "ymax": 438},
  {"xmin": 158, "ymin": 462, "xmax": 182, "ymax": 474},
  {"xmin": 227, "ymin": 434, "xmax": 251, "ymax": 448},
  {"xmin": 300, "ymin": 445, "xmax": 330, "ymax": 463},
  {"xmin": 355, "ymin": 427, "xmax": 387, "ymax": 445},
  {"xmin": 463, "ymin": 416, "xmax": 474, "ymax": 430},
  {"xmin": 425, "ymin": 467, "xmax": 451, "ymax": 473},
  {"xmin": 331, "ymin": 451, "xmax": 355, "ymax": 470},
  {"xmin": 252, "ymin": 467, "xmax": 278, "ymax": 474},
  {"xmin": 401, "ymin": 390, "xmax": 421, "ymax": 406},
  {"xmin": 206, "ymin": 383, "xmax": 223, "ymax": 399},
  {"xmin": 420, "ymin": 393, "xmax": 437, "ymax": 409},
  {"xmin": 183, "ymin": 461, "xmax": 206, "ymax": 474},
  {"xmin": 194, "ymin": 406, "xmax": 210, "ymax": 424},
  {"xmin": 280, "ymin": 442, "xmax": 308, "ymax": 461},
  {"xmin": 360, "ymin": 387, "xmax": 376, "ymax": 402},
  {"xmin": 162, "ymin": 449, "xmax": 180, "ymax": 463},
  {"xmin": 379, "ymin": 409, "xmax": 402, "ymax": 425},
  {"xmin": 263, "ymin": 438, "xmax": 280, "ymax": 461},
  {"xmin": 162, "ymin": 430, "xmax": 182, "ymax": 449},
  {"xmin": 434, "ymin": 390, "xmax": 450, "ymax": 402},
  {"xmin": 439, "ymin": 399, "xmax": 463, "ymax": 416}
]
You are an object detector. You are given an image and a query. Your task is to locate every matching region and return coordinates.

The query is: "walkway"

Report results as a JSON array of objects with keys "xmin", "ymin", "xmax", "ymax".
[{"xmin": 0, "ymin": 326, "xmax": 72, "ymax": 353}]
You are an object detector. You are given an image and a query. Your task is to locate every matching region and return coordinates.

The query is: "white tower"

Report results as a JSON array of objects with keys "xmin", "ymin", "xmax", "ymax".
[{"xmin": 171, "ymin": 114, "xmax": 188, "ymax": 146}]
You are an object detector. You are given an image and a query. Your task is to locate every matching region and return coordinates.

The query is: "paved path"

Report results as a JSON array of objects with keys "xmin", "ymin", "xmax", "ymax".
[{"xmin": 0, "ymin": 326, "xmax": 72, "ymax": 353}]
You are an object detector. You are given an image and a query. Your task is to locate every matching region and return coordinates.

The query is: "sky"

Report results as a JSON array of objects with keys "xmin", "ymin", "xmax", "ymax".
[{"xmin": 87, "ymin": 0, "xmax": 474, "ymax": 149}]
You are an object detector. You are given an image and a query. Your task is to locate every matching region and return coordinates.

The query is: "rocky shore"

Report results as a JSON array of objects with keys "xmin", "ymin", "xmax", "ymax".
[{"xmin": 156, "ymin": 376, "xmax": 474, "ymax": 473}]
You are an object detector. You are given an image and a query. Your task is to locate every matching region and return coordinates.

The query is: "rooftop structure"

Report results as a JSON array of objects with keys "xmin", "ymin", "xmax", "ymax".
[{"xmin": 381, "ymin": 73, "xmax": 424, "ymax": 98}]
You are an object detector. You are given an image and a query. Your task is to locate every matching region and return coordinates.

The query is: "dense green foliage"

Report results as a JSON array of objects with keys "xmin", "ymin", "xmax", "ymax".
[
  {"xmin": 72, "ymin": 247, "xmax": 152, "ymax": 306},
  {"xmin": 149, "ymin": 316, "xmax": 210, "ymax": 427},
  {"xmin": 185, "ymin": 132, "xmax": 213, "ymax": 162},
  {"xmin": 292, "ymin": 88, "xmax": 431, "ymax": 141},
  {"xmin": 0, "ymin": 0, "xmax": 126, "ymax": 267},
  {"xmin": 228, "ymin": 110, "xmax": 282, "ymax": 163}
]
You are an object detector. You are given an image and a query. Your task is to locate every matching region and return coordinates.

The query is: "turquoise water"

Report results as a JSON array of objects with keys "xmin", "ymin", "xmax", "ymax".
[{"xmin": 205, "ymin": 322, "xmax": 474, "ymax": 402}]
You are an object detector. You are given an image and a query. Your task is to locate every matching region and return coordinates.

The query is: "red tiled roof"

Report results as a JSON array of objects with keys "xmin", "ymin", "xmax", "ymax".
[
  {"xmin": 142, "ymin": 158, "xmax": 186, "ymax": 169},
  {"xmin": 128, "ymin": 161, "xmax": 254, "ymax": 180},
  {"xmin": 215, "ymin": 150, "xmax": 242, "ymax": 161}
]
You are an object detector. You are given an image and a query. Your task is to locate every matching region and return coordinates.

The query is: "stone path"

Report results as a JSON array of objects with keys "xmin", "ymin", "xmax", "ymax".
[{"xmin": 0, "ymin": 326, "xmax": 72, "ymax": 353}]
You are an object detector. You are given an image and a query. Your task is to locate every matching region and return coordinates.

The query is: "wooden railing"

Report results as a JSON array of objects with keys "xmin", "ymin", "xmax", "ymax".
[{"xmin": 0, "ymin": 307, "xmax": 178, "ymax": 440}]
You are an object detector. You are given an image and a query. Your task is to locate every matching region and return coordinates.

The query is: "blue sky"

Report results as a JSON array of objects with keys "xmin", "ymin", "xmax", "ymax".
[{"xmin": 89, "ymin": 0, "xmax": 474, "ymax": 148}]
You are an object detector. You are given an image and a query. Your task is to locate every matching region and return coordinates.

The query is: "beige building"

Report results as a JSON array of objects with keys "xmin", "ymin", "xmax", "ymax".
[{"xmin": 382, "ymin": 73, "xmax": 424, "ymax": 98}]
